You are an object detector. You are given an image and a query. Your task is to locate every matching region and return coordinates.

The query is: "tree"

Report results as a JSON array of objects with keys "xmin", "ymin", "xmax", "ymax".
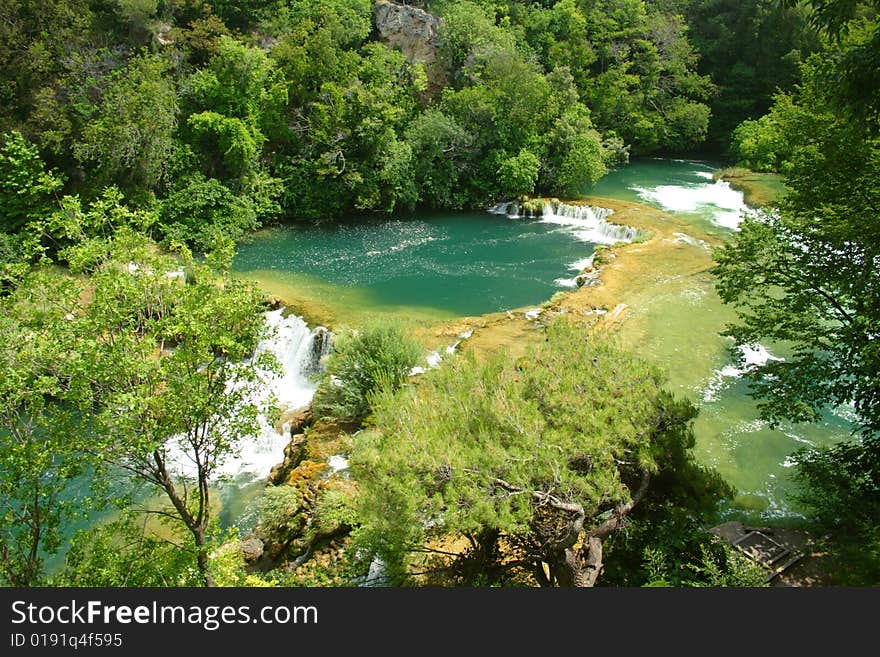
[
  {"xmin": 352, "ymin": 319, "xmax": 710, "ymax": 586},
  {"xmin": 184, "ymin": 36, "xmax": 287, "ymax": 175},
  {"xmin": 74, "ymin": 54, "xmax": 179, "ymax": 194},
  {"xmin": 716, "ymin": 30, "xmax": 880, "ymax": 434},
  {"xmin": 312, "ymin": 321, "xmax": 422, "ymax": 423},
  {"xmin": 684, "ymin": 0, "xmax": 818, "ymax": 148},
  {"xmin": 544, "ymin": 104, "xmax": 610, "ymax": 195},
  {"xmin": 0, "ymin": 131, "xmax": 63, "ymax": 233},
  {"xmin": 53, "ymin": 513, "xmax": 200, "ymax": 586},
  {"xmin": 0, "ymin": 271, "xmax": 97, "ymax": 585},
  {"xmin": 496, "ymin": 148, "xmax": 540, "ymax": 197},
  {"xmin": 158, "ymin": 174, "xmax": 259, "ymax": 251},
  {"xmin": 716, "ymin": 6, "xmax": 880, "ymax": 583},
  {"xmin": 405, "ymin": 109, "xmax": 475, "ymax": 209},
  {"xmin": 67, "ymin": 230, "xmax": 273, "ymax": 586}
]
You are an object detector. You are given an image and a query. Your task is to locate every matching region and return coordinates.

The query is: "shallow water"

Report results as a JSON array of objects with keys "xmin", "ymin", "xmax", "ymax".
[
  {"xmin": 586, "ymin": 159, "xmax": 852, "ymax": 518},
  {"xmin": 233, "ymin": 210, "xmax": 616, "ymax": 321},
  {"xmin": 43, "ymin": 158, "xmax": 854, "ymax": 579},
  {"xmin": 235, "ymin": 158, "xmax": 853, "ymax": 521}
]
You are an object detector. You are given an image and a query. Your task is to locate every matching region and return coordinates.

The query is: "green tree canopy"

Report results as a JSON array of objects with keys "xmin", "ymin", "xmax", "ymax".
[
  {"xmin": 0, "ymin": 271, "xmax": 99, "ymax": 585},
  {"xmin": 63, "ymin": 229, "xmax": 273, "ymax": 586},
  {"xmin": 0, "ymin": 131, "xmax": 63, "ymax": 232},
  {"xmin": 352, "ymin": 319, "xmax": 710, "ymax": 586},
  {"xmin": 716, "ymin": 4, "xmax": 880, "ymax": 584}
]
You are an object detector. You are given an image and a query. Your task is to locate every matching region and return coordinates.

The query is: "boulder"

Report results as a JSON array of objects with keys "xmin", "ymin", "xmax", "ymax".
[
  {"xmin": 239, "ymin": 536, "xmax": 265, "ymax": 563},
  {"xmin": 268, "ymin": 433, "xmax": 308, "ymax": 485},
  {"xmin": 374, "ymin": 1, "xmax": 442, "ymax": 65}
]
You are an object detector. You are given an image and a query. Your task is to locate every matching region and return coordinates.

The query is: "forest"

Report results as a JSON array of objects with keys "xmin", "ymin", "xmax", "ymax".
[{"xmin": 1, "ymin": 0, "xmax": 878, "ymax": 587}]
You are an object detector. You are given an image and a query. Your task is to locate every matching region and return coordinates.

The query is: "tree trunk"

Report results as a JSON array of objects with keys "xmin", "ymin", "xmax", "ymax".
[
  {"xmin": 550, "ymin": 469, "xmax": 651, "ymax": 587},
  {"xmin": 194, "ymin": 527, "xmax": 215, "ymax": 588},
  {"xmin": 152, "ymin": 450, "xmax": 215, "ymax": 587},
  {"xmin": 548, "ymin": 539, "xmax": 602, "ymax": 587}
]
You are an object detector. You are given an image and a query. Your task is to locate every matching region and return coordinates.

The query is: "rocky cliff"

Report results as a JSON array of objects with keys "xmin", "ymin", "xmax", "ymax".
[{"xmin": 374, "ymin": 0, "xmax": 442, "ymax": 66}]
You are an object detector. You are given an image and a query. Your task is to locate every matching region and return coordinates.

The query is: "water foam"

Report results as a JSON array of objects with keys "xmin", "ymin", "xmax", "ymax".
[
  {"xmin": 489, "ymin": 201, "xmax": 637, "ymax": 244},
  {"xmin": 169, "ymin": 309, "xmax": 328, "ymax": 482},
  {"xmin": 632, "ymin": 178, "xmax": 748, "ymax": 230},
  {"xmin": 702, "ymin": 344, "xmax": 784, "ymax": 403},
  {"xmin": 540, "ymin": 202, "xmax": 638, "ymax": 244}
]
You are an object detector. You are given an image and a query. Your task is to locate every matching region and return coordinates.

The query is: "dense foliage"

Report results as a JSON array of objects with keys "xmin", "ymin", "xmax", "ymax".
[
  {"xmin": 312, "ymin": 321, "xmax": 422, "ymax": 422},
  {"xmin": 717, "ymin": 0, "xmax": 880, "ymax": 583},
  {"xmin": 351, "ymin": 319, "xmax": 731, "ymax": 586},
  {"xmin": 3, "ymin": 0, "xmax": 875, "ymax": 588},
  {"xmin": 0, "ymin": 0, "xmax": 780, "ymax": 247},
  {"xmin": 0, "ymin": 218, "xmax": 273, "ymax": 586}
]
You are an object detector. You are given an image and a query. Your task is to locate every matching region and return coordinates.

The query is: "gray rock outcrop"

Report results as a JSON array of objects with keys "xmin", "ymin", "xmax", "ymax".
[{"xmin": 374, "ymin": 1, "xmax": 442, "ymax": 65}]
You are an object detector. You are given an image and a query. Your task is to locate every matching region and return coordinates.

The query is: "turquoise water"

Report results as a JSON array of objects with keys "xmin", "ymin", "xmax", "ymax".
[
  {"xmin": 232, "ymin": 157, "xmax": 854, "ymax": 520},
  {"xmin": 588, "ymin": 158, "xmax": 852, "ymax": 518},
  {"xmin": 233, "ymin": 212, "xmax": 601, "ymax": 317},
  {"xmin": 587, "ymin": 158, "xmax": 749, "ymax": 235},
  {"xmin": 35, "ymin": 158, "xmax": 856, "ymax": 582}
]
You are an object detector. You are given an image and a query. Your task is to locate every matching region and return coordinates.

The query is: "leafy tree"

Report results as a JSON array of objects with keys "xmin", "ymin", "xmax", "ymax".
[
  {"xmin": 53, "ymin": 514, "xmax": 200, "ymax": 587},
  {"xmin": 544, "ymin": 104, "xmax": 610, "ymax": 195},
  {"xmin": 716, "ymin": 51, "xmax": 880, "ymax": 434},
  {"xmin": 0, "ymin": 131, "xmax": 63, "ymax": 232},
  {"xmin": 21, "ymin": 187, "xmax": 156, "ymax": 266},
  {"xmin": 184, "ymin": 36, "xmax": 288, "ymax": 178},
  {"xmin": 352, "ymin": 319, "xmax": 714, "ymax": 586},
  {"xmin": 0, "ymin": 272, "xmax": 98, "ymax": 585},
  {"xmin": 0, "ymin": 0, "xmax": 96, "ymax": 128},
  {"xmin": 74, "ymin": 54, "xmax": 179, "ymax": 195},
  {"xmin": 791, "ymin": 439, "xmax": 880, "ymax": 584},
  {"xmin": 405, "ymin": 109, "xmax": 475, "ymax": 209},
  {"xmin": 497, "ymin": 148, "xmax": 541, "ymax": 197},
  {"xmin": 159, "ymin": 174, "xmax": 259, "ymax": 251},
  {"xmin": 716, "ymin": 6, "xmax": 880, "ymax": 583},
  {"xmin": 312, "ymin": 321, "xmax": 422, "ymax": 423},
  {"xmin": 498, "ymin": 0, "xmax": 714, "ymax": 154},
  {"xmin": 684, "ymin": 0, "xmax": 818, "ymax": 148},
  {"xmin": 66, "ymin": 230, "xmax": 273, "ymax": 586}
]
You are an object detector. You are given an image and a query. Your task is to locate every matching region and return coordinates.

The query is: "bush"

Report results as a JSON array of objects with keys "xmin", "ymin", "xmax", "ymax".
[
  {"xmin": 312, "ymin": 321, "xmax": 422, "ymax": 422},
  {"xmin": 158, "ymin": 174, "xmax": 259, "ymax": 251}
]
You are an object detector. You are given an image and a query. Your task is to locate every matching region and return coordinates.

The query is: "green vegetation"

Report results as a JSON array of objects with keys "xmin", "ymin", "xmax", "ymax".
[
  {"xmin": 717, "ymin": 0, "xmax": 880, "ymax": 584},
  {"xmin": 2, "ymin": 0, "xmax": 878, "ymax": 589},
  {"xmin": 0, "ymin": 220, "xmax": 272, "ymax": 587},
  {"xmin": 312, "ymin": 322, "xmax": 422, "ymax": 422},
  {"xmin": 0, "ymin": 0, "xmax": 730, "ymax": 244},
  {"xmin": 350, "ymin": 319, "xmax": 731, "ymax": 586}
]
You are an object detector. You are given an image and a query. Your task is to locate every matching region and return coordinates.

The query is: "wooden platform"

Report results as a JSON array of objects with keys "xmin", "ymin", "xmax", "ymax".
[{"xmin": 711, "ymin": 521, "xmax": 808, "ymax": 584}]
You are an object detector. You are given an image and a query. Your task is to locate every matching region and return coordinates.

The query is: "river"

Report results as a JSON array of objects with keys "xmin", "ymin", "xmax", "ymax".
[
  {"xmin": 43, "ymin": 157, "xmax": 852, "ymax": 577},
  {"xmin": 232, "ymin": 157, "xmax": 853, "ymax": 520}
]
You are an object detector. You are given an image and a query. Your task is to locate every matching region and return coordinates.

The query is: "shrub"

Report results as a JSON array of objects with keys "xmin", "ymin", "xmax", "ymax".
[{"xmin": 312, "ymin": 321, "xmax": 422, "ymax": 422}]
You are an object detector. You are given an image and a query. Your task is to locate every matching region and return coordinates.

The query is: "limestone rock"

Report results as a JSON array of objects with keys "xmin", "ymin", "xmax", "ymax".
[
  {"xmin": 269, "ymin": 432, "xmax": 308, "ymax": 485},
  {"xmin": 374, "ymin": 1, "xmax": 442, "ymax": 65},
  {"xmin": 239, "ymin": 536, "xmax": 265, "ymax": 563}
]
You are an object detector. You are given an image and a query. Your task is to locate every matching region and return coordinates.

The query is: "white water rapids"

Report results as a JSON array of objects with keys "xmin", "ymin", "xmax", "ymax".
[
  {"xmin": 489, "ymin": 200, "xmax": 638, "ymax": 245},
  {"xmin": 632, "ymin": 178, "xmax": 749, "ymax": 230},
  {"xmin": 169, "ymin": 309, "xmax": 330, "ymax": 482}
]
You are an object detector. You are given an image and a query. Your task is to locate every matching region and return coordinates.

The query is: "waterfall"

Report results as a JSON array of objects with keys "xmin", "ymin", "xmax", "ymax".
[
  {"xmin": 169, "ymin": 309, "xmax": 330, "ymax": 482},
  {"xmin": 489, "ymin": 201, "xmax": 520, "ymax": 218},
  {"xmin": 489, "ymin": 200, "xmax": 637, "ymax": 243},
  {"xmin": 305, "ymin": 326, "xmax": 333, "ymax": 376},
  {"xmin": 540, "ymin": 202, "xmax": 638, "ymax": 244}
]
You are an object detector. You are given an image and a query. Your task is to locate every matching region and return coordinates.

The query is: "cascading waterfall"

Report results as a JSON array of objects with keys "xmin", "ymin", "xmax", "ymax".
[
  {"xmin": 169, "ymin": 309, "xmax": 332, "ymax": 481},
  {"xmin": 305, "ymin": 326, "xmax": 333, "ymax": 376},
  {"xmin": 489, "ymin": 200, "xmax": 638, "ymax": 244},
  {"xmin": 225, "ymin": 309, "xmax": 333, "ymax": 480},
  {"xmin": 540, "ymin": 201, "xmax": 638, "ymax": 244}
]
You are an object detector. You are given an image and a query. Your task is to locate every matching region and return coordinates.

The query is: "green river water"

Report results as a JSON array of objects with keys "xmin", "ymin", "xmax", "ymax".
[
  {"xmin": 43, "ymin": 157, "xmax": 853, "ymax": 576},
  {"xmin": 233, "ymin": 157, "xmax": 854, "ymax": 520}
]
